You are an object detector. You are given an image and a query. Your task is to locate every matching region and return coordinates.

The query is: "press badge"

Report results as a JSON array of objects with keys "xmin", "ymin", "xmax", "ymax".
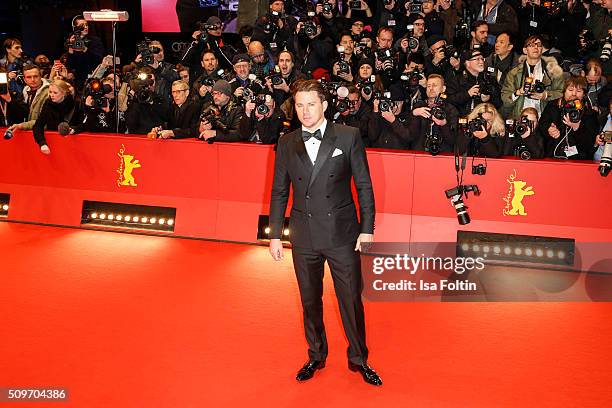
[
  {"xmin": 270, "ymin": 42, "xmax": 278, "ymax": 49},
  {"xmin": 564, "ymin": 145, "xmax": 578, "ymax": 157},
  {"xmin": 388, "ymin": 19, "xmax": 396, "ymax": 26},
  {"xmin": 529, "ymin": 21, "xmax": 538, "ymax": 28}
]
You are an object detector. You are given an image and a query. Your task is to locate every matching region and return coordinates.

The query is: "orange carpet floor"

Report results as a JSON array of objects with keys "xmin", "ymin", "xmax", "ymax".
[{"xmin": 1, "ymin": 222, "xmax": 611, "ymax": 407}]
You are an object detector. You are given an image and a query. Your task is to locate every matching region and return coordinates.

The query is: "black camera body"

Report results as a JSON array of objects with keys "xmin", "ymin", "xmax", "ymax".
[
  {"xmin": 336, "ymin": 98, "xmax": 350, "ymax": 113},
  {"xmin": 253, "ymin": 94, "xmax": 270, "ymax": 116},
  {"xmin": 136, "ymin": 39, "xmax": 161, "ymax": 66},
  {"xmin": 425, "ymin": 133, "xmax": 442, "ymax": 155},
  {"xmin": 86, "ymin": 79, "xmax": 113, "ymax": 109},
  {"xmin": 515, "ymin": 117, "xmax": 534, "ymax": 137},
  {"xmin": 444, "ymin": 184, "xmax": 481, "ymax": 225},
  {"xmin": 321, "ymin": 1, "xmax": 334, "ymax": 14},
  {"xmin": 349, "ymin": 1, "xmax": 362, "ymax": 10},
  {"xmin": 267, "ymin": 72, "xmax": 284, "ymax": 86},
  {"xmin": 408, "ymin": 0, "xmax": 423, "ymax": 14},
  {"xmin": 562, "ymin": 99, "xmax": 584, "ymax": 124},
  {"xmin": 523, "ymin": 77, "xmax": 546, "ymax": 96},
  {"xmin": 466, "ymin": 116, "xmax": 487, "ymax": 136},
  {"xmin": 197, "ymin": 22, "xmax": 219, "ymax": 42},
  {"xmin": 400, "ymin": 68, "xmax": 423, "ymax": 89},
  {"xmin": 300, "ymin": 20, "xmax": 318, "ymax": 37},
  {"xmin": 358, "ymin": 76, "xmax": 376, "ymax": 97},
  {"xmin": 374, "ymin": 91, "xmax": 394, "ymax": 112},
  {"xmin": 477, "ymin": 70, "xmax": 497, "ymax": 97},
  {"xmin": 514, "ymin": 144, "xmax": 532, "ymax": 160},
  {"xmin": 442, "ymin": 44, "xmax": 459, "ymax": 61},
  {"xmin": 431, "ymin": 94, "xmax": 447, "ymax": 121},
  {"xmin": 472, "ymin": 163, "xmax": 487, "ymax": 176},
  {"xmin": 66, "ymin": 27, "xmax": 89, "ymax": 52},
  {"xmin": 130, "ymin": 71, "xmax": 155, "ymax": 103}
]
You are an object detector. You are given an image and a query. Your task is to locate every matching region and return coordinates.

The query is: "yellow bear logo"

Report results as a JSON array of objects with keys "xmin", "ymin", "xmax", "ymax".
[
  {"xmin": 117, "ymin": 145, "xmax": 142, "ymax": 187},
  {"xmin": 508, "ymin": 181, "xmax": 534, "ymax": 215},
  {"xmin": 121, "ymin": 155, "xmax": 141, "ymax": 186}
]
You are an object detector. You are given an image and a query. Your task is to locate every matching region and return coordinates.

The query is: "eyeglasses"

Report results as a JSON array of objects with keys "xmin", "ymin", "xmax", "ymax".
[
  {"xmin": 171, "ymin": 89, "xmax": 189, "ymax": 94},
  {"xmin": 352, "ymin": 22, "xmax": 364, "ymax": 27},
  {"xmin": 526, "ymin": 42, "xmax": 543, "ymax": 49},
  {"xmin": 469, "ymin": 56, "xmax": 485, "ymax": 61}
]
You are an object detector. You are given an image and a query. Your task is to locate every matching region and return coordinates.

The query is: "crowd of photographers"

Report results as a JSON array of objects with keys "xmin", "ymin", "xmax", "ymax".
[{"xmin": 0, "ymin": 0, "xmax": 611, "ymax": 172}]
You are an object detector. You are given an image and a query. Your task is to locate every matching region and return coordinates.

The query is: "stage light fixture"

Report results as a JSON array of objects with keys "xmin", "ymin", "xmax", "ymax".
[
  {"xmin": 457, "ymin": 231, "xmax": 575, "ymax": 268},
  {"xmin": 81, "ymin": 201, "xmax": 176, "ymax": 232},
  {"xmin": 2, "ymin": 204, "xmax": 8, "ymax": 211},
  {"xmin": 257, "ymin": 215, "xmax": 290, "ymax": 242},
  {"xmin": 264, "ymin": 227, "xmax": 271, "ymax": 234},
  {"xmin": 0, "ymin": 193, "xmax": 10, "ymax": 217},
  {"xmin": 283, "ymin": 228, "xmax": 290, "ymax": 236}
]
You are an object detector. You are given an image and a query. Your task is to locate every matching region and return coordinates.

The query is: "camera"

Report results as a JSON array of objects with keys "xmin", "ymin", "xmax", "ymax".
[
  {"xmin": 354, "ymin": 40, "xmax": 373, "ymax": 59},
  {"xmin": 441, "ymin": 44, "xmax": 459, "ymax": 61},
  {"xmin": 403, "ymin": 27, "xmax": 420, "ymax": 51},
  {"xmin": 407, "ymin": 0, "xmax": 423, "ymax": 14},
  {"xmin": 65, "ymin": 25, "xmax": 89, "ymax": 52},
  {"xmin": 425, "ymin": 133, "xmax": 442, "ymax": 155},
  {"xmin": 319, "ymin": 1, "xmax": 334, "ymax": 14},
  {"xmin": 478, "ymin": 69, "xmax": 497, "ymax": 97},
  {"xmin": 598, "ymin": 132, "xmax": 612, "ymax": 177},
  {"xmin": 400, "ymin": 68, "xmax": 423, "ymax": 89},
  {"xmin": 375, "ymin": 91, "xmax": 394, "ymax": 112},
  {"xmin": 300, "ymin": 19, "xmax": 318, "ymax": 37},
  {"xmin": 466, "ymin": 115, "xmax": 487, "ymax": 137},
  {"xmin": 86, "ymin": 78, "xmax": 113, "ymax": 108},
  {"xmin": 431, "ymin": 94, "xmax": 447, "ymax": 121},
  {"xmin": 472, "ymin": 163, "xmax": 486, "ymax": 176},
  {"xmin": 375, "ymin": 49, "xmax": 395, "ymax": 74},
  {"xmin": 515, "ymin": 117, "xmax": 534, "ymax": 137},
  {"xmin": 336, "ymin": 98, "xmax": 350, "ymax": 113},
  {"xmin": 445, "ymin": 184, "xmax": 481, "ymax": 225},
  {"xmin": 600, "ymin": 35, "xmax": 612, "ymax": 63},
  {"xmin": 254, "ymin": 94, "xmax": 270, "ymax": 116},
  {"xmin": 562, "ymin": 99, "xmax": 584, "ymax": 124},
  {"xmin": 197, "ymin": 22, "xmax": 219, "ymax": 42},
  {"xmin": 130, "ymin": 70, "xmax": 155, "ymax": 103},
  {"xmin": 336, "ymin": 46, "xmax": 351, "ymax": 74},
  {"xmin": 136, "ymin": 39, "xmax": 161, "ymax": 66},
  {"xmin": 349, "ymin": 1, "xmax": 362, "ymax": 9},
  {"xmin": 514, "ymin": 144, "xmax": 532, "ymax": 161},
  {"xmin": 522, "ymin": 76, "xmax": 545, "ymax": 97},
  {"xmin": 200, "ymin": 104, "xmax": 222, "ymax": 126},
  {"xmin": 358, "ymin": 75, "xmax": 376, "ymax": 97}
]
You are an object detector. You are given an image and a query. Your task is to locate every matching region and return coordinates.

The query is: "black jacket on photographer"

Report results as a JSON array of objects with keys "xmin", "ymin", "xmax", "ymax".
[
  {"xmin": 502, "ymin": 126, "xmax": 544, "ymax": 159},
  {"xmin": 408, "ymin": 101, "xmax": 459, "ymax": 153},
  {"xmin": 152, "ymin": 61, "xmax": 180, "ymax": 105},
  {"xmin": 251, "ymin": 13, "xmax": 297, "ymax": 57},
  {"xmin": 539, "ymin": 98, "xmax": 599, "ymax": 160},
  {"xmin": 0, "ymin": 90, "xmax": 28, "ymax": 126},
  {"xmin": 32, "ymin": 95, "xmax": 80, "ymax": 146},
  {"xmin": 200, "ymin": 98, "xmax": 244, "ymax": 141},
  {"xmin": 65, "ymin": 35, "xmax": 105, "ymax": 90},
  {"xmin": 191, "ymin": 70, "xmax": 223, "ymax": 104},
  {"xmin": 126, "ymin": 94, "xmax": 171, "ymax": 135},
  {"xmin": 446, "ymin": 69, "xmax": 502, "ymax": 117},
  {"xmin": 271, "ymin": 69, "xmax": 307, "ymax": 107},
  {"xmin": 181, "ymin": 35, "xmax": 236, "ymax": 79},
  {"xmin": 168, "ymin": 98, "xmax": 202, "ymax": 138},
  {"xmin": 74, "ymin": 103, "xmax": 127, "ymax": 134},
  {"xmin": 287, "ymin": 26, "xmax": 334, "ymax": 76},
  {"xmin": 239, "ymin": 106, "xmax": 286, "ymax": 144},
  {"xmin": 455, "ymin": 131, "xmax": 505, "ymax": 158},
  {"xmin": 517, "ymin": 3, "xmax": 551, "ymax": 47},
  {"xmin": 333, "ymin": 101, "xmax": 375, "ymax": 147},
  {"xmin": 368, "ymin": 108, "xmax": 412, "ymax": 149}
]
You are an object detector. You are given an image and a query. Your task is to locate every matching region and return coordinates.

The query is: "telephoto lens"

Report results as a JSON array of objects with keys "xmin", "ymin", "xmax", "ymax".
[{"xmin": 599, "ymin": 142, "xmax": 612, "ymax": 177}]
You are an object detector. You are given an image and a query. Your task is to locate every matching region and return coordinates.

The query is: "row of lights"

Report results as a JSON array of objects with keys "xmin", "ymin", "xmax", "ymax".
[
  {"xmin": 263, "ymin": 226, "xmax": 290, "ymax": 236},
  {"xmin": 90, "ymin": 212, "xmax": 174, "ymax": 226},
  {"xmin": 460, "ymin": 243, "xmax": 566, "ymax": 260},
  {"xmin": 1, "ymin": 204, "xmax": 8, "ymax": 211}
]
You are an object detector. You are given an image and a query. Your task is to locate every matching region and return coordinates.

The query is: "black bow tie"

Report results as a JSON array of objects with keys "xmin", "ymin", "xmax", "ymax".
[{"xmin": 302, "ymin": 129, "xmax": 322, "ymax": 142}]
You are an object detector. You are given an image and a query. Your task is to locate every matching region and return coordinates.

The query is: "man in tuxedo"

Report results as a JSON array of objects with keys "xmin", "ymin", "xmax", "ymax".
[{"xmin": 268, "ymin": 79, "xmax": 382, "ymax": 386}]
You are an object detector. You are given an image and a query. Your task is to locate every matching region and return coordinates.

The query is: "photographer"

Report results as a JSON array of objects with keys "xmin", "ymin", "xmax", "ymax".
[
  {"xmin": 315, "ymin": 0, "xmax": 344, "ymax": 41},
  {"xmin": 153, "ymin": 80, "xmax": 201, "ymax": 139},
  {"xmin": 583, "ymin": 58, "xmax": 610, "ymax": 123},
  {"xmin": 135, "ymin": 40, "xmax": 180, "ymax": 104},
  {"xmin": 373, "ymin": 0, "xmax": 403, "ymax": 36},
  {"xmin": 248, "ymin": 41, "xmax": 275, "ymax": 78},
  {"xmin": 503, "ymin": 107, "xmax": 544, "ymax": 159},
  {"xmin": 75, "ymin": 77, "xmax": 126, "ymax": 134},
  {"xmin": 333, "ymin": 84, "xmax": 374, "ymax": 146},
  {"xmin": 191, "ymin": 50, "xmax": 223, "ymax": 104},
  {"xmin": 540, "ymin": 76, "xmax": 600, "ymax": 160},
  {"xmin": 182, "ymin": 16, "xmax": 237, "ymax": 73},
  {"xmin": 251, "ymin": 1, "xmax": 297, "ymax": 56},
  {"xmin": 400, "ymin": 52, "xmax": 427, "ymax": 111},
  {"xmin": 457, "ymin": 102, "xmax": 506, "ymax": 158},
  {"xmin": 198, "ymin": 80, "xmax": 244, "ymax": 142},
  {"xmin": 268, "ymin": 50, "xmax": 305, "ymax": 108},
  {"xmin": 4, "ymin": 65, "xmax": 50, "ymax": 135},
  {"xmin": 485, "ymin": 32, "xmax": 519, "ymax": 87},
  {"xmin": 516, "ymin": 0, "xmax": 549, "ymax": 47},
  {"xmin": 32, "ymin": 79, "xmax": 79, "ymax": 155},
  {"xmin": 64, "ymin": 16, "xmax": 104, "ymax": 89},
  {"xmin": 469, "ymin": 21, "xmax": 493, "ymax": 58},
  {"xmin": 331, "ymin": 33, "xmax": 359, "ymax": 83},
  {"xmin": 1, "ymin": 38, "xmax": 25, "ymax": 94},
  {"xmin": 374, "ymin": 26, "xmax": 400, "ymax": 86},
  {"xmin": 422, "ymin": 0, "xmax": 445, "ymax": 38},
  {"xmin": 126, "ymin": 67, "xmax": 171, "ymax": 134},
  {"xmin": 239, "ymin": 91, "xmax": 286, "ymax": 144},
  {"xmin": 288, "ymin": 14, "xmax": 334, "ymax": 76},
  {"xmin": 368, "ymin": 84, "xmax": 412, "ymax": 149},
  {"xmin": 424, "ymin": 34, "xmax": 461, "ymax": 77},
  {"xmin": 409, "ymin": 74, "xmax": 458, "ymax": 153},
  {"xmin": 396, "ymin": 15, "xmax": 428, "ymax": 57},
  {"xmin": 353, "ymin": 58, "xmax": 385, "ymax": 105},
  {"xmin": 0, "ymin": 68, "xmax": 27, "ymax": 127},
  {"xmin": 501, "ymin": 35, "xmax": 564, "ymax": 119},
  {"xmin": 446, "ymin": 49, "xmax": 502, "ymax": 117},
  {"xmin": 228, "ymin": 54, "xmax": 252, "ymax": 99}
]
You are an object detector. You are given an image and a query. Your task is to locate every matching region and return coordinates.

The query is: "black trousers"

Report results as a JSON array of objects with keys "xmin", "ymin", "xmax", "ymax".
[{"xmin": 291, "ymin": 243, "xmax": 368, "ymax": 365}]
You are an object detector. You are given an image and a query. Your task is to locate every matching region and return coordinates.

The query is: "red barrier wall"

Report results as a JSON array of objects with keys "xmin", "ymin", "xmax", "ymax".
[{"xmin": 1, "ymin": 130, "xmax": 611, "ymax": 243}]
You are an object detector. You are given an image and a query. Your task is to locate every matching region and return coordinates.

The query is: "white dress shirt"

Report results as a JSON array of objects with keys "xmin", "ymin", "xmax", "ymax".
[{"xmin": 302, "ymin": 119, "xmax": 328, "ymax": 165}]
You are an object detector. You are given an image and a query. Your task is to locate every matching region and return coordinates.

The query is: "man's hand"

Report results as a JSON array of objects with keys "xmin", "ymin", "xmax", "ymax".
[
  {"xmin": 473, "ymin": 126, "xmax": 488, "ymax": 139},
  {"xmin": 467, "ymin": 84, "xmax": 480, "ymax": 97},
  {"xmin": 355, "ymin": 233, "xmax": 374, "ymax": 251},
  {"xmin": 432, "ymin": 115, "xmax": 447, "ymax": 126},
  {"xmin": 413, "ymin": 106, "xmax": 431, "ymax": 119},
  {"xmin": 548, "ymin": 122, "xmax": 561, "ymax": 139},
  {"xmin": 562, "ymin": 114, "xmax": 580, "ymax": 131},
  {"xmin": 159, "ymin": 130, "xmax": 174, "ymax": 139},
  {"xmin": 530, "ymin": 91, "xmax": 547, "ymax": 101},
  {"xmin": 245, "ymin": 101, "xmax": 256, "ymax": 117},
  {"xmin": 8, "ymin": 123, "xmax": 22, "ymax": 132},
  {"xmin": 270, "ymin": 238, "xmax": 284, "ymax": 260},
  {"xmin": 199, "ymin": 129, "xmax": 216, "ymax": 140},
  {"xmin": 381, "ymin": 110, "xmax": 396, "ymax": 123},
  {"xmin": 199, "ymin": 85, "xmax": 212, "ymax": 97}
]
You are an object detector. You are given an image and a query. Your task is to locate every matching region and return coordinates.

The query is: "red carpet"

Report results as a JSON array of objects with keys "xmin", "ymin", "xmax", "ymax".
[{"xmin": 1, "ymin": 222, "xmax": 611, "ymax": 407}]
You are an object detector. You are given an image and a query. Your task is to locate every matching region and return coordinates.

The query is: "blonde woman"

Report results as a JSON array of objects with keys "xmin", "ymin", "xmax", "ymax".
[
  {"xmin": 461, "ymin": 102, "xmax": 505, "ymax": 157},
  {"xmin": 32, "ymin": 79, "xmax": 77, "ymax": 154}
]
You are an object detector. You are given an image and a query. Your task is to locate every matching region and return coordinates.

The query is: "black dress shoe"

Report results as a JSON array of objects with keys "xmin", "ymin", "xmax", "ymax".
[
  {"xmin": 349, "ymin": 362, "xmax": 383, "ymax": 386},
  {"xmin": 296, "ymin": 360, "xmax": 325, "ymax": 381}
]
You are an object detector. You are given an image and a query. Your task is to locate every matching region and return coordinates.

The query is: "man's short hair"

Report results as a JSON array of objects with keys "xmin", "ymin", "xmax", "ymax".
[
  {"xmin": 427, "ymin": 73, "xmax": 445, "ymax": 84},
  {"xmin": 563, "ymin": 76, "xmax": 587, "ymax": 93},
  {"xmin": 523, "ymin": 35, "xmax": 543, "ymax": 48},
  {"xmin": 176, "ymin": 64, "xmax": 189, "ymax": 73},
  {"xmin": 172, "ymin": 79, "xmax": 189, "ymax": 89},
  {"xmin": 22, "ymin": 64, "xmax": 40, "ymax": 74},
  {"xmin": 346, "ymin": 84, "xmax": 360, "ymax": 95},
  {"xmin": 407, "ymin": 52, "xmax": 425, "ymax": 66},
  {"xmin": 291, "ymin": 79, "xmax": 327, "ymax": 103},
  {"xmin": 471, "ymin": 20, "xmax": 488, "ymax": 32},
  {"xmin": 377, "ymin": 26, "xmax": 394, "ymax": 38},
  {"xmin": 200, "ymin": 49, "xmax": 217, "ymax": 61},
  {"xmin": 498, "ymin": 31, "xmax": 515, "ymax": 46}
]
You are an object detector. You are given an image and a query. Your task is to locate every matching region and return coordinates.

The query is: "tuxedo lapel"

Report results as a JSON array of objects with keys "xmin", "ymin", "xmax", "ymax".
[
  {"xmin": 308, "ymin": 124, "xmax": 337, "ymax": 189},
  {"xmin": 294, "ymin": 133, "xmax": 313, "ymax": 173}
]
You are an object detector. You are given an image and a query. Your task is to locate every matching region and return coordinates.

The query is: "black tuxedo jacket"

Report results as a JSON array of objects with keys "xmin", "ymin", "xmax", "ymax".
[{"xmin": 269, "ymin": 123, "xmax": 375, "ymax": 250}]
